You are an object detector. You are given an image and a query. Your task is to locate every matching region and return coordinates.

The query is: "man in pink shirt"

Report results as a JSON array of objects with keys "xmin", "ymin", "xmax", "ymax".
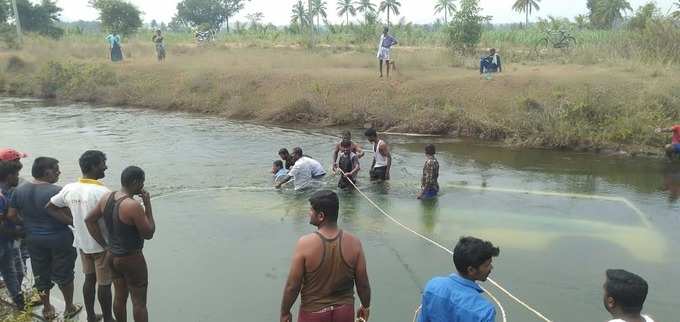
[{"xmin": 656, "ymin": 125, "xmax": 680, "ymax": 159}]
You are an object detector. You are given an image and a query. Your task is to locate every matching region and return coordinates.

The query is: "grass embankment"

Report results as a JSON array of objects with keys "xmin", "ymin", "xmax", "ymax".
[{"xmin": 0, "ymin": 36, "xmax": 679, "ymax": 153}]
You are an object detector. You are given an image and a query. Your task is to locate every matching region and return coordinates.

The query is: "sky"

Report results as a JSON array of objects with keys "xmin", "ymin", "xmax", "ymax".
[{"xmin": 56, "ymin": 0, "xmax": 677, "ymax": 26}]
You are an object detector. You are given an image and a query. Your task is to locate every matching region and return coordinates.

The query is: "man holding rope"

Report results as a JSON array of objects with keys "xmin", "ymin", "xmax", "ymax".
[
  {"xmin": 418, "ymin": 237, "xmax": 500, "ymax": 322},
  {"xmin": 280, "ymin": 190, "xmax": 371, "ymax": 322}
]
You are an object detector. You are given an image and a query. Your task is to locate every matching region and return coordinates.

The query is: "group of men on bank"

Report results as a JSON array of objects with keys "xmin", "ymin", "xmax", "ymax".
[{"xmin": 0, "ymin": 148, "xmax": 154, "ymax": 322}]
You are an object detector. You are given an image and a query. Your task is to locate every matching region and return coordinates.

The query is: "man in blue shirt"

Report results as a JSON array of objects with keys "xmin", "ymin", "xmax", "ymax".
[
  {"xmin": 418, "ymin": 236, "xmax": 500, "ymax": 322},
  {"xmin": 0, "ymin": 161, "xmax": 25, "ymax": 309}
]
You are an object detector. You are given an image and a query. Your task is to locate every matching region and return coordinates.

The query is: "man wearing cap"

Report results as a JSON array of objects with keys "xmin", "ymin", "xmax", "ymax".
[
  {"xmin": 0, "ymin": 148, "xmax": 29, "ymax": 295},
  {"xmin": 47, "ymin": 151, "xmax": 114, "ymax": 322}
]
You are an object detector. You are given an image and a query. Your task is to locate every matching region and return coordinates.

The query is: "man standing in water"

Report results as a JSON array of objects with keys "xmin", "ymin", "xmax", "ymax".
[
  {"xmin": 336, "ymin": 140, "xmax": 361, "ymax": 190},
  {"xmin": 418, "ymin": 237, "xmax": 500, "ymax": 322},
  {"xmin": 364, "ymin": 128, "xmax": 391, "ymax": 181},
  {"xmin": 417, "ymin": 144, "xmax": 439, "ymax": 200},
  {"xmin": 377, "ymin": 27, "xmax": 398, "ymax": 79},
  {"xmin": 603, "ymin": 269, "xmax": 655, "ymax": 322},
  {"xmin": 276, "ymin": 148, "xmax": 326, "ymax": 190},
  {"xmin": 332, "ymin": 131, "xmax": 364, "ymax": 173},
  {"xmin": 280, "ymin": 190, "xmax": 371, "ymax": 322},
  {"xmin": 86, "ymin": 166, "xmax": 155, "ymax": 322},
  {"xmin": 9, "ymin": 158, "xmax": 83, "ymax": 319},
  {"xmin": 48, "ymin": 151, "xmax": 113, "ymax": 322}
]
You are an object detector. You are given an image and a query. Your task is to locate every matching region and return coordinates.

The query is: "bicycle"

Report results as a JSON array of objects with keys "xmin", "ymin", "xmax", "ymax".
[{"xmin": 535, "ymin": 29, "xmax": 577, "ymax": 52}]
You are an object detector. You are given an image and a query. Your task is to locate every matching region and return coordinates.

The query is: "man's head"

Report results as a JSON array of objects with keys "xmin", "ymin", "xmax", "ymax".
[
  {"xmin": 0, "ymin": 148, "xmax": 28, "ymax": 164},
  {"xmin": 383, "ymin": 27, "xmax": 389, "ymax": 34},
  {"xmin": 292, "ymin": 147, "xmax": 303, "ymax": 161},
  {"xmin": 156, "ymin": 29, "xmax": 162, "ymax": 35},
  {"xmin": 121, "ymin": 166, "xmax": 146, "ymax": 195},
  {"xmin": 0, "ymin": 161, "xmax": 23, "ymax": 188},
  {"xmin": 342, "ymin": 130, "xmax": 352, "ymax": 141},
  {"xmin": 340, "ymin": 139, "xmax": 352, "ymax": 155},
  {"xmin": 453, "ymin": 236, "xmax": 500, "ymax": 282},
  {"xmin": 364, "ymin": 128, "xmax": 378, "ymax": 143},
  {"xmin": 603, "ymin": 269, "xmax": 648, "ymax": 316},
  {"xmin": 279, "ymin": 148, "xmax": 290, "ymax": 160},
  {"xmin": 79, "ymin": 150, "xmax": 107, "ymax": 180},
  {"xmin": 308, "ymin": 190, "xmax": 339, "ymax": 227},
  {"xmin": 272, "ymin": 160, "xmax": 284, "ymax": 174},
  {"xmin": 490, "ymin": 48, "xmax": 496, "ymax": 55},
  {"xmin": 32, "ymin": 157, "xmax": 60, "ymax": 184},
  {"xmin": 425, "ymin": 144, "xmax": 436, "ymax": 156}
]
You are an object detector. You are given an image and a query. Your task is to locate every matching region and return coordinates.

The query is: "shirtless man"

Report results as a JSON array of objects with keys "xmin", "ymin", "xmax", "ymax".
[
  {"xmin": 280, "ymin": 190, "xmax": 371, "ymax": 322},
  {"xmin": 86, "ymin": 166, "xmax": 155, "ymax": 322},
  {"xmin": 364, "ymin": 128, "xmax": 391, "ymax": 181},
  {"xmin": 332, "ymin": 131, "xmax": 364, "ymax": 173}
]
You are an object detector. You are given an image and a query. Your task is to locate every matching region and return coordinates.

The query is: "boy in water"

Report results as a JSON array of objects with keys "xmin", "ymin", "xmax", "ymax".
[
  {"xmin": 417, "ymin": 144, "xmax": 439, "ymax": 200},
  {"xmin": 336, "ymin": 140, "xmax": 360, "ymax": 190},
  {"xmin": 272, "ymin": 160, "xmax": 289, "ymax": 185}
]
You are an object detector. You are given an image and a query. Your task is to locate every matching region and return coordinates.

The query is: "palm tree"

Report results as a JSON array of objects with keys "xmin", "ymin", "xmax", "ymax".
[
  {"xmin": 673, "ymin": 1, "xmax": 680, "ymax": 19},
  {"xmin": 356, "ymin": 0, "xmax": 377, "ymax": 22},
  {"xmin": 512, "ymin": 0, "xmax": 540, "ymax": 28},
  {"xmin": 310, "ymin": 0, "xmax": 328, "ymax": 30},
  {"xmin": 433, "ymin": 0, "xmax": 456, "ymax": 24},
  {"xmin": 379, "ymin": 0, "xmax": 401, "ymax": 26},
  {"xmin": 595, "ymin": 0, "xmax": 632, "ymax": 28},
  {"xmin": 337, "ymin": 0, "xmax": 357, "ymax": 25},
  {"xmin": 291, "ymin": 0, "xmax": 309, "ymax": 30}
]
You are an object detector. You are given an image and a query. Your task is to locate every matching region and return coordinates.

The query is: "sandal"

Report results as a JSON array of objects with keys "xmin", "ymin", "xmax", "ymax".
[{"xmin": 63, "ymin": 303, "xmax": 83, "ymax": 320}]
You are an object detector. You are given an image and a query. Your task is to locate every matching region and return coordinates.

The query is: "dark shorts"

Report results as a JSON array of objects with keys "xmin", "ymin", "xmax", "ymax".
[
  {"xmin": 421, "ymin": 187, "xmax": 439, "ymax": 199},
  {"xmin": 370, "ymin": 167, "xmax": 387, "ymax": 181},
  {"xmin": 338, "ymin": 174, "xmax": 356, "ymax": 189},
  {"xmin": 298, "ymin": 304, "xmax": 354, "ymax": 322},
  {"xmin": 111, "ymin": 252, "xmax": 148, "ymax": 289},
  {"xmin": 673, "ymin": 144, "xmax": 680, "ymax": 153},
  {"xmin": 26, "ymin": 231, "xmax": 77, "ymax": 291}
]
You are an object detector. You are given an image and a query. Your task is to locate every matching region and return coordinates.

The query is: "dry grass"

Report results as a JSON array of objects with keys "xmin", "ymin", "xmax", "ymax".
[{"xmin": 1, "ymin": 36, "xmax": 679, "ymax": 153}]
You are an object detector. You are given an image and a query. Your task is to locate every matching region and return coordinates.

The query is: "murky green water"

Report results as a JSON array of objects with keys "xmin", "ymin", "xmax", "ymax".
[{"xmin": 1, "ymin": 98, "xmax": 678, "ymax": 321}]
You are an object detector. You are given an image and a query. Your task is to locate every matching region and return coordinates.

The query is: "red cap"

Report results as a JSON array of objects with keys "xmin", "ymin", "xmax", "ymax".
[{"xmin": 0, "ymin": 148, "xmax": 28, "ymax": 161}]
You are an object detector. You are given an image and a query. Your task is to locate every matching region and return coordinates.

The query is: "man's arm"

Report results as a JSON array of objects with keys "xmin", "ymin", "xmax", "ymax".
[
  {"xmin": 350, "ymin": 156, "xmax": 361, "ymax": 176},
  {"xmin": 85, "ymin": 193, "xmax": 110, "ymax": 249},
  {"xmin": 379, "ymin": 142, "xmax": 392, "ymax": 179},
  {"xmin": 355, "ymin": 242, "xmax": 371, "ymax": 321},
  {"xmin": 481, "ymin": 305, "xmax": 496, "ymax": 322},
  {"xmin": 276, "ymin": 175, "xmax": 292, "ymax": 189},
  {"xmin": 355, "ymin": 144, "xmax": 365, "ymax": 159},
  {"xmin": 45, "ymin": 203, "xmax": 74, "ymax": 226},
  {"xmin": 128, "ymin": 191, "xmax": 155, "ymax": 240},
  {"xmin": 332, "ymin": 144, "xmax": 340, "ymax": 171},
  {"xmin": 280, "ymin": 239, "xmax": 306, "ymax": 322}
]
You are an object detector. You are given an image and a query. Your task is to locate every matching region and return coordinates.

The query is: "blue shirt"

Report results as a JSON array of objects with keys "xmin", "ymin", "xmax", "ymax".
[
  {"xmin": 0, "ymin": 191, "xmax": 16, "ymax": 245},
  {"xmin": 273, "ymin": 168, "xmax": 289, "ymax": 183},
  {"xmin": 418, "ymin": 274, "xmax": 496, "ymax": 322}
]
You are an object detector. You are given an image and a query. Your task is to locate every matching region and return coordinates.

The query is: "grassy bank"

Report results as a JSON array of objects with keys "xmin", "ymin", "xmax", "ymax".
[{"xmin": 0, "ymin": 36, "xmax": 679, "ymax": 154}]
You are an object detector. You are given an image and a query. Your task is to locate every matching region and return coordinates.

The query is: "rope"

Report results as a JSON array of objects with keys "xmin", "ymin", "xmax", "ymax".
[{"xmin": 336, "ymin": 170, "xmax": 551, "ymax": 322}]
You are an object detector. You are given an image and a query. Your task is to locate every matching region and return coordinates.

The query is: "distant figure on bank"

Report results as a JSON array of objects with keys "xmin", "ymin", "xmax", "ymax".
[
  {"xmin": 480, "ymin": 48, "xmax": 502, "ymax": 75},
  {"xmin": 279, "ymin": 148, "xmax": 295, "ymax": 170},
  {"xmin": 364, "ymin": 128, "xmax": 391, "ymax": 181},
  {"xmin": 417, "ymin": 144, "xmax": 439, "ymax": 200},
  {"xmin": 152, "ymin": 29, "xmax": 165, "ymax": 62},
  {"xmin": 655, "ymin": 125, "xmax": 680, "ymax": 159},
  {"xmin": 106, "ymin": 33, "xmax": 124, "ymax": 62},
  {"xmin": 377, "ymin": 27, "xmax": 398, "ymax": 79},
  {"xmin": 418, "ymin": 236, "xmax": 500, "ymax": 322},
  {"xmin": 336, "ymin": 140, "xmax": 361, "ymax": 190},
  {"xmin": 86, "ymin": 166, "xmax": 156, "ymax": 322},
  {"xmin": 0, "ymin": 161, "xmax": 25, "ymax": 310},
  {"xmin": 280, "ymin": 190, "xmax": 371, "ymax": 322},
  {"xmin": 332, "ymin": 131, "xmax": 364, "ymax": 173},
  {"xmin": 276, "ymin": 148, "xmax": 326, "ymax": 190},
  {"xmin": 603, "ymin": 269, "xmax": 655, "ymax": 322},
  {"xmin": 273, "ymin": 160, "xmax": 289, "ymax": 184},
  {"xmin": 48, "ymin": 151, "xmax": 113, "ymax": 322}
]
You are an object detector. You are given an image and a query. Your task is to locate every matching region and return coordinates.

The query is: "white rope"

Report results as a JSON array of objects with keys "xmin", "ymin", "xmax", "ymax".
[{"xmin": 336, "ymin": 170, "xmax": 551, "ymax": 322}]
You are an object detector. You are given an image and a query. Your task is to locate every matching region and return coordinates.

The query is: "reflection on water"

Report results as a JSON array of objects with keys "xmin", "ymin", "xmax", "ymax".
[{"xmin": 1, "ymin": 98, "xmax": 678, "ymax": 321}]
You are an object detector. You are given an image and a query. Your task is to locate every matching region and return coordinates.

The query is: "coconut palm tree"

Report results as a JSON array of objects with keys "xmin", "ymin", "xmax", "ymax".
[
  {"xmin": 356, "ymin": 0, "xmax": 377, "ymax": 22},
  {"xmin": 291, "ymin": 0, "xmax": 309, "ymax": 30},
  {"xmin": 337, "ymin": 0, "xmax": 357, "ymax": 25},
  {"xmin": 379, "ymin": 0, "xmax": 401, "ymax": 26},
  {"xmin": 433, "ymin": 0, "xmax": 456, "ymax": 24},
  {"xmin": 595, "ymin": 0, "xmax": 632, "ymax": 28},
  {"xmin": 310, "ymin": 0, "xmax": 328, "ymax": 30},
  {"xmin": 512, "ymin": 0, "xmax": 540, "ymax": 28}
]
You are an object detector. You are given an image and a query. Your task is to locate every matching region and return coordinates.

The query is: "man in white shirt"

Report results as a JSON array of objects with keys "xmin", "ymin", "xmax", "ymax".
[
  {"xmin": 603, "ymin": 269, "xmax": 655, "ymax": 322},
  {"xmin": 275, "ymin": 147, "xmax": 326, "ymax": 190},
  {"xmin": 48, "ymin": 151, "xmax": 114, "ymax": 322}
]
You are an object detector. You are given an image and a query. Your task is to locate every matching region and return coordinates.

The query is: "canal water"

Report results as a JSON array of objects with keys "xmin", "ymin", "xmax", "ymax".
[{"xmin": 1, "ymin": 98, "xmax": 678, "ymax": 321}]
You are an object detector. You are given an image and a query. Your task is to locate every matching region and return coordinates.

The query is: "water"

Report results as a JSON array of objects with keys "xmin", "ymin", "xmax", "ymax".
[{"xmin": 1, "ymin": 98, "xmax": 678, "ymax": 322}]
